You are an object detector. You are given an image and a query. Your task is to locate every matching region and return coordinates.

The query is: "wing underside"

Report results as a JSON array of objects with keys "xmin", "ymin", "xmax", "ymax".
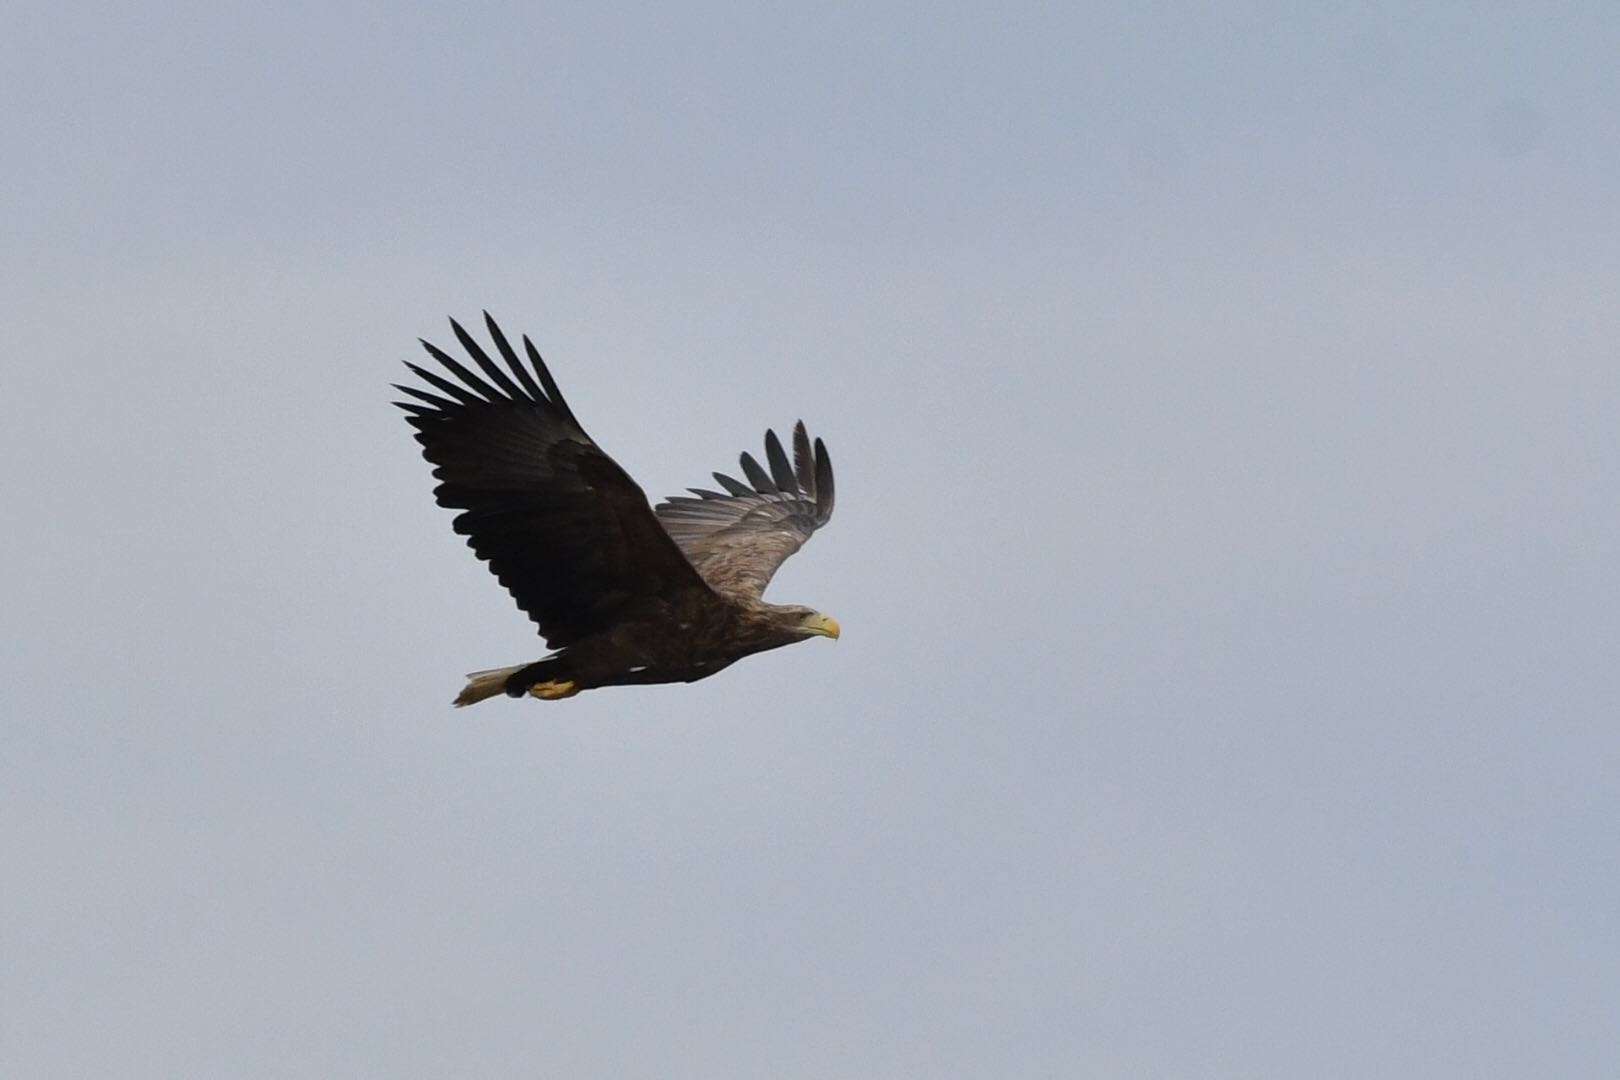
[{"xmin": 395, "ymin": 314, "xmax": 713, "ymax": 647}]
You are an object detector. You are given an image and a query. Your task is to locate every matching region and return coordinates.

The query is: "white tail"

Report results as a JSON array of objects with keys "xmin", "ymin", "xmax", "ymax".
[{"xmin": 454, "ymin": 663, "xmax": 529, "ymax": 707}]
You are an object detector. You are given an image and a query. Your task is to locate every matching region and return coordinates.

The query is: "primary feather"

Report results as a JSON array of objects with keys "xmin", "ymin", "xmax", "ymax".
[{"xmin": 653, "ymin": 421, "xmax": 835, "ymax": 600}]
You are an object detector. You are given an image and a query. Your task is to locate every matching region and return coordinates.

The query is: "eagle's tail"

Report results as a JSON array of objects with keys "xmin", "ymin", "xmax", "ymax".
[{"xmin": 454, "ymin": 663, "xmax": 531, "ymax": 708}]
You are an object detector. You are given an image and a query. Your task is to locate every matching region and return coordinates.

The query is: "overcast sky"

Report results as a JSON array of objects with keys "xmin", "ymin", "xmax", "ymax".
[{"xmin": 5, "ymin": 3, "xmax": 1619, "ymax": 1077}]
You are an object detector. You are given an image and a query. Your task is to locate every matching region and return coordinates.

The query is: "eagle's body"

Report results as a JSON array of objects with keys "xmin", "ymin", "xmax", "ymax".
[{"xmin": 395, "ymin": 315, "xmax": 838, "ymax": 705}]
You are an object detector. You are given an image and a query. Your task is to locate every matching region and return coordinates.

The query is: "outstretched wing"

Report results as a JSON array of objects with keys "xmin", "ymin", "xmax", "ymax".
[
  {"xmin": 395, "ymin": 313, "xmax": 714, "ymax": 647},
  {"xmin": 654, "ymin": 422, "xmax": 835, "ymax": 600}
]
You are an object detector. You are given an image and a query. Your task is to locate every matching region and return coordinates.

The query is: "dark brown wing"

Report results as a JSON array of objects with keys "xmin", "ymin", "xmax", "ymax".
[
  {"xmin": 653, "ymin": 422, "xmax": 834, "ymax": 600},
  {"xmin": 395, "ymin": 313, "xmax": 715, "ymax": 647}
]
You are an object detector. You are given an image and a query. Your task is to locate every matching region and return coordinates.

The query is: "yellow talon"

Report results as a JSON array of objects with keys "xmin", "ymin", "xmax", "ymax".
[{"xmin": 528, "ymin": 679, "xmax": 579, "ymax": 700}]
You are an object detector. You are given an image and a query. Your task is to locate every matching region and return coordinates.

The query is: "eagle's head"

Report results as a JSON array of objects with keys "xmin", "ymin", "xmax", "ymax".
[{"xmin": 761, "ymin": 603, "xmax": 841, "ymax": 642}]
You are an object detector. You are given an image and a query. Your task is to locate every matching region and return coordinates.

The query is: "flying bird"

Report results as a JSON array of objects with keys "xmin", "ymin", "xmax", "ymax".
[{"xmin": 395, "ymin": 314, "xmax": 839, "ymax": 705}]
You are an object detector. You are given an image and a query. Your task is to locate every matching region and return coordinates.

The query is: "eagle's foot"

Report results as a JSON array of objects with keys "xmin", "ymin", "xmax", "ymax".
[{"xmin": 528, "ymin": 678, "xmax": 579, "ymax": 700}]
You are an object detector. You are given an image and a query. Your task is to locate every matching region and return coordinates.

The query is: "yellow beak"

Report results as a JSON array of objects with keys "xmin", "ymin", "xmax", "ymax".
[{"xmin": 802, "ymin": 613, "xmax": 841, "ymax": 639}]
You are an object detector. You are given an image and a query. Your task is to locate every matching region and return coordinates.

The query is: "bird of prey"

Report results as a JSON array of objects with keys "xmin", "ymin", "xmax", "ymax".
[{"xmin": 395, "ymin": 314, "xmax": 839, "ymax": 705}]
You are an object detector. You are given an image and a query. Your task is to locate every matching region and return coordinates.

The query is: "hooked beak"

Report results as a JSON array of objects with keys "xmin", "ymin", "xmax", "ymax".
[{"xmin": 801, "ymin": 613, "xmax": 841, "ymax": 640}]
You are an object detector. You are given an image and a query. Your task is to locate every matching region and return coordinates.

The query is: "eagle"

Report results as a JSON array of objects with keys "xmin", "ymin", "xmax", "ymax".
[{"xmin": 395, "ymin": 314, "xmax": 839, "ymax": 706}]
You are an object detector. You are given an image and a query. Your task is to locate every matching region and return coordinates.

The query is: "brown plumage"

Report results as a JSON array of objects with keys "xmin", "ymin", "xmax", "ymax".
[{"xmin": 395, "ymin": 314, "xmax": 839, "ymax": 705}]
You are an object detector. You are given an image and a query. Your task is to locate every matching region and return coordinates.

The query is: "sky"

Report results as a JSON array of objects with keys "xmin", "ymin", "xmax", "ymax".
[{"xmin": 4, "ymin": 3, "xmax": 1619, "ymax": 1077}]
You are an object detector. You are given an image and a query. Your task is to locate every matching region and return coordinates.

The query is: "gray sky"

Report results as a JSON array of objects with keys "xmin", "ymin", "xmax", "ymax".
[{"xmin": 5, "ymin": 3, "xmax": 1618, "ymax": 1077}]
